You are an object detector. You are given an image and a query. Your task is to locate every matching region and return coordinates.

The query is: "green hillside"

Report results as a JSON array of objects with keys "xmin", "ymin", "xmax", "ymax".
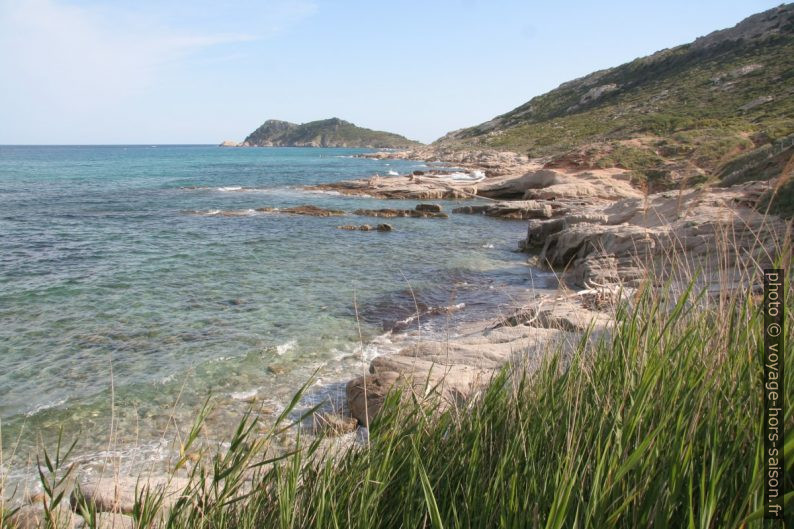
[
  {"xmin": 438, "ymin": 4, "xmax": 794, "ymax": 189},
  {"xmin": 242, "ymin": 118, "xmax": 421, "ymax": 148}
]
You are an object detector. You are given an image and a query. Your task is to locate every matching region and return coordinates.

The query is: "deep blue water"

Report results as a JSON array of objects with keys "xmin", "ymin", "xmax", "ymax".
[{"xmin": 0, "ymin": 145, "xmax": 539, "ymax": 486}]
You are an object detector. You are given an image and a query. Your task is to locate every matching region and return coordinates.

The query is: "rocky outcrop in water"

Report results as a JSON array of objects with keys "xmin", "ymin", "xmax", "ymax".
[
  {"xmin": 354, "ymin": 207, "xmax": 448, "ymax": 219},
  {"xmin": 337, "ymin": 224, "xmax": 393, "ymax": 232},
  {"xmin": 453, "ymin": 200, "xmax": 555, "ymax": 220}
]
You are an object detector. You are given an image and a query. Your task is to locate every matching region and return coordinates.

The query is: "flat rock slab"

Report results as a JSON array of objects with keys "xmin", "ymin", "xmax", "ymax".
[
  {"xmin": 397, "ymin": 341, "xmax": 517, "ymax": 370},
  {"xmin": 306, "ymin": 176, "xmax": 478, "ymax": 200},
  {"xmin": 494, "ymin": 300, "xmax": 612, "ymax": 333},
  {"xmin": 453, "ymin": 201, "xmax": 554, "ymax": 220},
  {"xmin": 75, "ymin": 476, "xmax": 190, "ymax": 515}
]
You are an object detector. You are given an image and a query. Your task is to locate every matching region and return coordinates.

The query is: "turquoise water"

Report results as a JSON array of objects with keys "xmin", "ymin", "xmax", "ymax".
[{"xmin": 0, "ymin": 145, "xmax": 541, "ymax": 487}]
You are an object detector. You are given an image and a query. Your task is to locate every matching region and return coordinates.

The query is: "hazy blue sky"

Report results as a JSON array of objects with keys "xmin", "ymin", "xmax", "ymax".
[{"xmin": 0, "ymin": 0, "xmax": 782, "ymax": 144}]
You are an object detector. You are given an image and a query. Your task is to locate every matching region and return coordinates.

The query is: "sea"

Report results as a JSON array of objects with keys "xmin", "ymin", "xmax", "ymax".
[{"xmin": 0, "ymin": 145, "xmax": 552, "ymax": 493}]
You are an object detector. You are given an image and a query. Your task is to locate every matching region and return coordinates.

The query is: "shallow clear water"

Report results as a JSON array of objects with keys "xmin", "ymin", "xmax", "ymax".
[{"xmin": 0, "ymin": 145, "xmax": 546, "ymax": 488}]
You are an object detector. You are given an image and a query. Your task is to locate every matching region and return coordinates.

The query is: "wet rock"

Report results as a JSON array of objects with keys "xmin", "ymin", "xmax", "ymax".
[
  {"xmin": 415, "ymin": 203, "xmax": 442, "ymax": 213},
  {"xmin": 376, "ymin": 223, "xmax": 393, "ymax": 232}
]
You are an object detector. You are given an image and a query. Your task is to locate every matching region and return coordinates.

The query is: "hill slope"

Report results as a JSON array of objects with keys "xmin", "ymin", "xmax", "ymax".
[
  {"xmin": 437, "ymin": 4, "xmax": 794, "ymax": 189},
  {"xmin": 241, "ymin": 118, "xmax": 421, "ymax": 148}
]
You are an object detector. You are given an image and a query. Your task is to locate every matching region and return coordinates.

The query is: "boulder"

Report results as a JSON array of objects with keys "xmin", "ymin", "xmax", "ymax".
[
  {"xmin": 347, "ymin": 371, "xmax": 401, "ymax": 426},
  {"xmin": 312, "ymin": 412, "xmax": 358, "ymax": 436},
  {"xmin": 415, "ymin": 204, "xmax": 443, "ymax": 213},
  {"xmin": 347, "ymin": 357, "xmax": 493, "ymax": 426}
]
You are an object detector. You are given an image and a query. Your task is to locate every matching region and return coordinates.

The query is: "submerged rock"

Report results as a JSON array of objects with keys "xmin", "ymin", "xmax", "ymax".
[
  {"xmin": 256, "ymin": 205, "xmax": 346, "ymax": 217},
  {"xmin": 268, "ymin": 364, "xmax": 287, "ymax": 375}
]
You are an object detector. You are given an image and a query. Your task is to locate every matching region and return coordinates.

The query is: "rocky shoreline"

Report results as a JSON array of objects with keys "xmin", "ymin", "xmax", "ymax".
[
  {"xmin": 324, "ymin": 146, "xmax": 787, "ymax": 430},
  {"xmin": 6, "ymin": 146, "xmax": 789, "ymax": 528}
]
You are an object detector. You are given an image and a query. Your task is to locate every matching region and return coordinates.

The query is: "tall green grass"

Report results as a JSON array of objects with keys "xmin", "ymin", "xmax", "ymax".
[{"xmin": 3, "ymin": 277, "xmax": 792, "ymax": 528}]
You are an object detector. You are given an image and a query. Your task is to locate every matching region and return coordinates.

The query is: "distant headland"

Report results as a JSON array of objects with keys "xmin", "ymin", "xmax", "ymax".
[{"xmin": 220, "ymin": 117, "xmax": 422, "ymax": 148}]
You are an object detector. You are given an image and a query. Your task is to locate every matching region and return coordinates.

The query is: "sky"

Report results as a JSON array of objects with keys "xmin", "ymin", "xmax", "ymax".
[{"xmin": 0, "ymin": 0, "xmax": 783, "ymax": 144}]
